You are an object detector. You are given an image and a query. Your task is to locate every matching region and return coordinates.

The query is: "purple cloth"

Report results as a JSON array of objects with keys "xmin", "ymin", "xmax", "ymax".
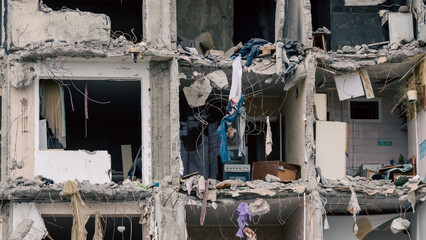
[{"xmin": 236, "ymin": 202, "xmax": 253, "ymax": 238}]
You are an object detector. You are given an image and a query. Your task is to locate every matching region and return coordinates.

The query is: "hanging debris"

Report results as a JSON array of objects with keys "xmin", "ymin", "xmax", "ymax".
[
  {"xmin": 60, "ymin": 181, "xmax": 91, "ymax": 240},
  {"xmin": 390, "ymin": 217, "xmax": 411, "ymax": 234},
  {"xmin": 183, "ymin": 75, "xmax": 212, "ymax": 108}
]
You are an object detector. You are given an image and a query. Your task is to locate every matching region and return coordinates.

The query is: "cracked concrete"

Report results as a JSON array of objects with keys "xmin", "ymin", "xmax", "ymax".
[{"xmin": 7, "ymin": 0, "xmax": 111, "ymax": 49}]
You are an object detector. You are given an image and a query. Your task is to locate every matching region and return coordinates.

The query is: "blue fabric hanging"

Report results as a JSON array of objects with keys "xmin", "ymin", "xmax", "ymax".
[{"xmin": 217, "ymin": 95, "xmax": 244, "ymax": 163}]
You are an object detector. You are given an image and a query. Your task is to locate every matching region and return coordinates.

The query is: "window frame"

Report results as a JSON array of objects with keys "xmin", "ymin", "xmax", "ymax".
[
  {"xmin": 33, "ymin": 58, "xmax": 152, "ymax": 184},
  {"xmin": 347, "ymin": 98, "xmax": 382, "ymax": 123}
]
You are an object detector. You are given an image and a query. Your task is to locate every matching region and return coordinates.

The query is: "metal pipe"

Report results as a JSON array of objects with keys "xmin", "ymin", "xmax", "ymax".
[{"xmin": 414, "ymin": 103, "xmax": 420, "ymax": 175}]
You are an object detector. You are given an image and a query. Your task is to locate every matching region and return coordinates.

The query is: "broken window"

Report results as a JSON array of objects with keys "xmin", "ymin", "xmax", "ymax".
[
  {"xmin": 310, "ymin": 0, "xmax": 331, "ymax": 50},
  {"xmin": 350, "ymin": 100, "xmax": 380, "ymax": 120},
  {"xmin": 39, "ymin": 79, "xmax": 142, "ymax": 181},
  {"xmin": 233, "ymin": 0, "xmax": 276, "ymax": 45},
  {"xmin": 313, "ymin": 0, "xmax": 410, "ymax": 51},
  {"xmin": 176, "ymin": 0, "xmax": 275, "ymax": 52},
  {"xmin": 42, "ymin": 0, "xmax": 143, "ymax": 42}
]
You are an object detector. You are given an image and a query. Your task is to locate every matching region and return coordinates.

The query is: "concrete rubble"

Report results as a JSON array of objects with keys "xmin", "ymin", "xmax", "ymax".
[
  {"xmin": 0, "ymin": 177, "xmax": 151, "ymax": 201},
  {"xmin": 182, "ymin": 75, "xmax": 212, "ymax": 108},
  {"xmin": 315, "ymin": 40, "xmax": 426, "ymax": 71},
  {"xmin": 249, "ymin": 198, "xmax": 270, "ymax": 216},
  {"xmin": 205, "ymin": 70, "xmax": 228, "ymax": 90},
  {"xmin": 320, "ymin": 176, "xmax": 426, "ymax": 198},
  {"xmin": 0, "ymin": 0, "xmax": 425, "ymax": 239}
]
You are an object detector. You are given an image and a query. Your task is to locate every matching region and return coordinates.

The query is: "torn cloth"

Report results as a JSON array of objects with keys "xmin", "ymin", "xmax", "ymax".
[
  {"xmin": 235, "ymin": 38, "xmax": 269, "ymax": 66},
  {"xmin": 217, "ymin": 56, "xmax": 245, "ymax": 163},
  {"xmin": 243, "ymin": 227, "xmax": 257, "ymax": 240},
  {"xmin": 217, "ymin": 96, "xmax": 244, "ymax": 162},
  {"xmin": 229, "ymin": 56, "xmax": 242, "ymax": 100},
  {"xmin": 265, "ymin": 116, "xmax": 272, "ymax": 156},
  {"xmin": 348, "ymin": 186, "xmax": 361, "ymax": 234},
  {"xmin": 238, "ymin": 107, "xmax": 246, "ymax": 157},
  {"xmin": 40, "ymin": 80, "xmax": 66, "ymax": 148},
  {"xmin": 281, "ymin": 40, "xmax": 302, "ymax": 77},
  {"xmin": 390, "ymin": 217, "xmax": 410, "ymax": 234},
  {"xmin": 93, "ymin": 212, "xmax": 104, "ymax": 240},
  {"xmin": 60, "ymin": 181, "xmax": 91, "ymax": 240},
  {"xmin": 236, "ymin": 202, "xmax": 253, "ymax": 238}
]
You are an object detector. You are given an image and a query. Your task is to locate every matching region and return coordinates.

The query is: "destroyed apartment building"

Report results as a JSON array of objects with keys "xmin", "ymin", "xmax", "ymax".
[{"xmin": 0, "ymin": 0, "xmax": 425, "ymax": 239}]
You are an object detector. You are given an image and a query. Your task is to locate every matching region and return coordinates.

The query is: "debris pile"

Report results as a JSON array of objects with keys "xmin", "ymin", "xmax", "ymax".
[
  {"xmin": 181, "ymin": 175, "xmax": 308, "ymax": 201},
  {"xmin": 320, "ymin": 176, "xmax": 426, "ymax": 212},
  {"xmin": 315, "ymin": 40, "xmax": 426, "ymax": 71},
  {"xmin": 0, "ymin": 177, "xmax": 151, "ymax": 201}
]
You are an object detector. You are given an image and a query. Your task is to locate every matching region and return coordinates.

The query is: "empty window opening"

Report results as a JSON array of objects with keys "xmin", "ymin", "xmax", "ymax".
[
  {"xmin": 176, "ymin": 0, "xmax": 275, "ymax": 53},
  {"xmin": 349, "ymin": 100, "xmax": 380, "ymax": 120},
  {"xmin": 43, "ymin": 216, "xmax": 142, "ymax": 240},
  {"xmin": 310, "ymin": 0, "xmax": 331, "ymax": 50},
  {"xmin": 42, "ymin": 0, "xmax": 143, "ymax": 42},
  {"xmin": 39, "ymin": 80, "xmax": 142, "ymax": 181},
  {"xmin": 233, "ymin": 0, "xmax": 275, "ymax": 45},
  {"xmin": 328, "ymin": 0, "xmax": 390, "ymax": 50}
]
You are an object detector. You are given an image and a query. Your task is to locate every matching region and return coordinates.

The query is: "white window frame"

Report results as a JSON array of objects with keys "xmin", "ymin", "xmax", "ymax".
[
  {"xmin": 347, "ymin": 98, "xmax": 382, "ymax": 123},
  {"xmin": 33, "ymin": 57, "xmax": 152, "ymax": 185}
]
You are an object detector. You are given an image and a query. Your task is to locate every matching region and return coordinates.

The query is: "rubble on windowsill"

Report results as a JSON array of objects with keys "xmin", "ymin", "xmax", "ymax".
[
  {"xmin": 0, "ymin": 176, "xmax": 151, "ymax": 201},
  {"xmin": 319, "ymin": 175, "xmax": 426, "ymax": 200},
  {"xmin": 314, "ymin": 40, "xmax": 426, "ymax": 71},
  {"xmin": 4, "ymin": 37, "xmax": 176, "ymax": 61},
  {"xmin": 181, "ymin": 176, "xmax": 309, "ymax": 201},
  {"xmin": 178, "ymin": 41, "xmax": 306, "ymax": 77}
]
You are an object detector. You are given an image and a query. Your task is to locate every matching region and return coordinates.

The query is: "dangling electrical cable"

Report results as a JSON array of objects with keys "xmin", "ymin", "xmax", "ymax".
[{"xmin": 84, "ymin": 80, "xmax": 88, "ymax": 138}]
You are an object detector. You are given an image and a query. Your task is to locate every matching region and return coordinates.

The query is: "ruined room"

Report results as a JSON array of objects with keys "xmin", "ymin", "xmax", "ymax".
[
  {"xmin": 178, "ymin": 64, "xmax": 309, "ymax": 182},
  {"xmin": 42, "ymin": 0, "xmax": 144, "ymax": 42},
  {"xmin": 0, "ymin": 0, "xmax": 425, "ymax": 239},
  {"xmin": 310, "ymin": 0, "xmax": 408, "ymax": 51},
  {"xmin": 39, "ymin": 79, "xmax": 142, "ymax": 181},
  {"xmin": 314, "ymin": 54, "xmax": 425, "ymax": 179},
  {"xmin": 176, "ymin": 0, "xmax": 276, "ymax": 52}
]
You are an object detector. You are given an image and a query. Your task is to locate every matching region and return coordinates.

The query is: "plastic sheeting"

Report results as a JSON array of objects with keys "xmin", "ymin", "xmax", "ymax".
[
  {"xmin": 265, "ymin": 116, "xmax": 272, "ymax": 156},
  {"xmin": 93, "ymin": 212, "xmax": 104, "ymax": 240},
  {"xmin": 347, "ymin": 186, "xmax": 361, "ymax": 234},
  {"xmin": 60, "ymin": 181, "xmax": 90, "ymax": 240}
]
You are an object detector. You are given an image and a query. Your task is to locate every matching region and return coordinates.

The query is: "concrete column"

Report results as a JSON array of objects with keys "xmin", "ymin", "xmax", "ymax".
[
  {"xmin": 275, "ymin": 0, "xmax": 285, "ymax": 42},
  {"xmin": 305, "ymin": 51, "xmax": 324, "ymax": 239},
  {"xmin": 1, "ymin": 61, "xmax": 36, "ymax": 181},
  {"xmin": 302, "ymin": 0, "xmax": 313, "ymax": 48},
  {"xmin": 149, "ymin": 59, "xmax": 181, "ymax": 182},
  {"xmin": 143, "ymin": 0, "xmax": 175, "ymax": 48},
  {"xmin": 153, "ymin": 187, "xmax": 186, "ymax": 240},
  {"xmin": 1, "ymin": 69, "xmax": 10, "ymax": 182}
]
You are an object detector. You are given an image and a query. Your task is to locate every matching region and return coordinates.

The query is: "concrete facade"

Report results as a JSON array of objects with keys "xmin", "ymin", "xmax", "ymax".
[{"xmin": 0, "ymin": 0, "xmax": 425, "ymax": 240}]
